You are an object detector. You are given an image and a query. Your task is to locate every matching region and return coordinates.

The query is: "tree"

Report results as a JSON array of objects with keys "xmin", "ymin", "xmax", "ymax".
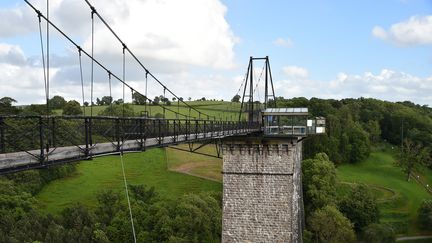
[
  {"xmin": 95, "ymin": 190, "xmax": 122, "ymax": 225},
  {"xmin": 188, "ymin": 97, "xmax": 191, "ymax": 101},
  {"xmin": 98, "ymin": 104, "xmax": 134, "ymax": 117},
  {"xmin": 343, "ymin": 122, "xmax": 370, "ymax": 163},
  {"xmin": 22, "ymin": 104, "xmax": 51, "ymax": 115},
  {"xmin": 231, "ymin": 95, "xmax": 241, "ymax": 103},
  {"xmin": 63, "ymin": 100, "xmax": 82, "ymax": 116},
  {"xmin": 129, "ymin": 184, "xmax": 158, "ymax": 204},
  {"xmin": 398, "ymin": 139, "xmax": 426, "ymax": 181},
  {"xmin": 153, "ymin": 96, "xmax": 160, "ymax": 105},
  {"xmin": 308, "ymin": 205, "xmax": 356, "ymax": 243},
  {"xmin": 339, "ymin": 184, "xmax": 379, "ymax": 231},
  {"xmin": 172, "ymin": 97, "xmax": 176, "ymax": 102},
  {"xmin": 302, "ymin": 153, "xmax": 338, "ymax": 213},
  {"xmin": 161, "ymin": 97, "xmax": 169, "ymax": 104},
  {"xmin": 365, "ymin": 120, "xmax": 381, "ymax": 143},
  {"xmin": 114, "ymin": 99, "xmax": 124, "ymax": 105},
  {"xmin": 363, "ymin": 223, "xmax": 395, "ymax": 243},
  {"xmin": 0, "ymin": 96, "xmax": 19, "ymax": 115},
  {"xmin": 418, "ymin": 199, "xmax": 432, "ymax": 230},
  {"xmin": 60, "ymin": 204, "xmax": 96, "ymax": 243},
  {"xmin": 101, "ymin": 96, "xmax": 113, "ymax": 105},
  {"xmin": 84, "ymin": 101, "xmax": 89, "ymax": 107},
  {"xmin": 0, "ymin": 97, "xmax": 17, "ymax": 105},
  {"xmin": 132, "ymin": 93, "xmax": 146, "ymax": 105},
  {"xmin": 49, "ymin": 95, "xmax": 67, "ymax": 109}
]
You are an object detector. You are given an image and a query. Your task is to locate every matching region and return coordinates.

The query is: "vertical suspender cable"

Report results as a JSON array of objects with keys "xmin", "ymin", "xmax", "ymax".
[
  {"xmin": 122, "ymin": 45, "xmax": 126, "ymax": 117},
  {"xmin": 144, "ymin": 71, "xmax": 148, "ymax": 115},
  {"xmin": 90, "ymin": 8, "xmax": 95, "ymax": 117},
  {"xmin": 46, "ymin": 0, "xmax": 49, "ymax": 114},
  {"xmin": 163, "ymin": 87, "xmax": 166, "ymax": 118},
  {"xmin": 37, "ymin": 14, "xmax": 47, "ymax": 108},
  {"xmin": 79, "ymin": 48, "xmax": 86, "ymax": 115},
  {"xmin": 108, "ymin": 71, "xmax": 113, "ymax": 116},
  {"xmin": 130, "ymin": 88, "xmax": 134, "ymax": 116}
]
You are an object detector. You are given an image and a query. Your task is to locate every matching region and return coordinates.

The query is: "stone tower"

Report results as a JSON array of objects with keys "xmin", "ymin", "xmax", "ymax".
[{"xmin": 222, "ymin": 137, "xmax": 303, "ymax": 243}]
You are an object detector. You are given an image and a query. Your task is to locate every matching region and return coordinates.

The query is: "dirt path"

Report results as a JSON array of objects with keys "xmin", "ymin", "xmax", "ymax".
[
  {"xmin": 396, "ymin": 235, "xmax": 432, "ymax": 241},
  {"xmin": 169, "ymin": 162, "xmax": 221, "ymax": 182}
]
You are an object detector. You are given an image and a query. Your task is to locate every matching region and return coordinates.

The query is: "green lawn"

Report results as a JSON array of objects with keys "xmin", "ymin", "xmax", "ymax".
[
  {"xmin": 36, "ymin": 148, "xmax": 221, "ymax": 214},
  {"xmin": 167, "ymin": 144, "xmax": 223, "ymax": 182},
  {"xmin": 337, "ymin": 147, "xmax": 432, "ymax": 235},
  {"xmin": 54, "ymin": 101, "xmax": 245, "ymax": 120}
]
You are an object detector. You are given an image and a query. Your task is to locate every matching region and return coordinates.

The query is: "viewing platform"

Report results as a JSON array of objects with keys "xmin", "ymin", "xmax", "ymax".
[{"xmin": 262, "ymin": 108, "xmax": 326, "ymax": 137}]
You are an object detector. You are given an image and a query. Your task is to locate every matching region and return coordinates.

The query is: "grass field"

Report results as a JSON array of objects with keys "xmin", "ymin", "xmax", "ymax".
[
  {"xmin": 167, "ymin": 144, "xmax": 223, "ymax": 182},
  {"xmin": 36, "ymin": 140, "xmax": 432, "ymax": 236},
  {"xmin": 337, "ymin": 146, "xmax": 432, "ymax": 235},
  {"xmin": 54, "ymin": 100, "xmax": 245, "ymax": 120},
  {"xmin": 36, "ymin": 148, "xmax": 222, "ymax": 214}
]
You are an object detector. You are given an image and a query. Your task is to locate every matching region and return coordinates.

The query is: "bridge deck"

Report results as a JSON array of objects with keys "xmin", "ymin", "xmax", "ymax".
[{"xmin": 0, "ymin": 116, "xmax": 260, "ymax": 174}]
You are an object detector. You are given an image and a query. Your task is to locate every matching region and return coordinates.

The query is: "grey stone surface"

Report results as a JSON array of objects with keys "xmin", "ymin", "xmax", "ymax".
[{"xmin": 222, "ymin": 140, "xmax": 303, "ymax": 243}]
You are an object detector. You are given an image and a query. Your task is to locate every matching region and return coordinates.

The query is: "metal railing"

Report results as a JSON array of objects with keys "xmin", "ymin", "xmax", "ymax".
[{"xmin": 0, "ymin": 115, "xmax": 260, "ymax": 173}]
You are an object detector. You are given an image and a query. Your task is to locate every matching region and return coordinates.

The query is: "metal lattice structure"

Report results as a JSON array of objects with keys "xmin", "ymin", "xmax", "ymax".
[{"xmin": 0, "ymin": 115, "xmax": 260, "ymax": 174}]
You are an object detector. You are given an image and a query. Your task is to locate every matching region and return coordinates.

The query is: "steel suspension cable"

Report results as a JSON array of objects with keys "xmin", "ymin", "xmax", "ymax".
[
  {"xmin": 78, "ymin": 48, "xmax": 86, "ymax": 115},
  {"xmin": 108, "ymin": 71, "xmax": 113, "ymax": 116},
  {"xmin": 163, "ymin": 88, "xmax": 166, "ymax": 118},
  {"xmin": 46, "ymin": 0, "xmax": 49, "ymax": 114},
  {"xmin": 83, "ymin": 0, "xmax": 217, "ymax": 120},
  {"xmin": 253, "ymin": 63, "xmax": 265, "ymax": 95},
  {"xmin": 24, "ymin": 0, "xmax": 190, "ymax": 120},
  {"xmin": 122, "ymin": 46, "xmax": 126, "ymax": 117},
  {"xmin": 144, "ymin": 71, "xmax": 148, "ymax": 115}
]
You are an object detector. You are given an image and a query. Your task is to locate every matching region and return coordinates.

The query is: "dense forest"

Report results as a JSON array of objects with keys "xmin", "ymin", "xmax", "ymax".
[
  {"xmin": 0, "ymin": 166, "xmax": 222, "ymax": 242},
  {"xmin": 273, "ymin": 97, "xmax": 432, "ymax": 168},
  {"xmin": 1, "ymin": 96, "xmax": 432, "ymax": 242},
  {"xmin": 274, "ymin": 97, "xmax": 432, "ymax": 242}
]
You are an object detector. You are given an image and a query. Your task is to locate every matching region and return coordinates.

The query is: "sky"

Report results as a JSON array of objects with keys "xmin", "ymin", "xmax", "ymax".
[{"xmin": 0, "ymin": 0, "xmax": 431, "ymax": 106}]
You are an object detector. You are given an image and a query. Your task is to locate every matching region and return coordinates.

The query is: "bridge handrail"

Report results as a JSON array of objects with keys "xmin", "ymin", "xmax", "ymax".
[{"xmin": 0, "ymin": 116, "xmax": 260, "ymax": 157}]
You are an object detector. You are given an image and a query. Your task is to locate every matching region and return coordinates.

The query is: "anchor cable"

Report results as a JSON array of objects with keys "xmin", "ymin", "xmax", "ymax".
[{"xmin": 119, "ymin": 152, "xmax": 137, "ymax": 243}]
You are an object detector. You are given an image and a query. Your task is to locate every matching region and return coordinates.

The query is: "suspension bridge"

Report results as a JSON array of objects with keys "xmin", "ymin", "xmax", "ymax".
[{"xmin": 1, "ymin": 1, "xmax": 325, "ymax": 242}]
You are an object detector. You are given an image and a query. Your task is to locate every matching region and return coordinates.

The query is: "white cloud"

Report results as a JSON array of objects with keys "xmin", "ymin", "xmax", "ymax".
[
  {"xmin": 371, "ymin": 26, "xmax": 387, "ymax": 40},
  {"xmin": 0, "ymin": 43, "xmax": 27, "ymax": 65},
  {"xmin": 372, "ymin": 15, "xmax": 432, "ymax": 46},
  {"xmin": 0, "ymin": 0, "xmax": 240, "ymax": 105},
  {"xmin": 282, "ymin": 65, "xmax": 308, "ymax": 79},
  {"xmin": 0, "ymin": 6, "xmax": 36, "ymax": 37},
  {"xmin": 76, "ymin": 0, "xmax": 237, "ymax": 70},
  {"xmin": 276, "ymin": 68, "xmax": 432, "ymax": 105},
  {"xmin": 273, "ymin": 37, "xmax": 294, "ymax": 48}
]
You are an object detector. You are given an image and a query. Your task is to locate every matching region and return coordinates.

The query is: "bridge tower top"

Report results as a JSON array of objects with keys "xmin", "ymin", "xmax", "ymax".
[{"xmin": 239, "ymin": 56, "xmax": 276, "ymax": 123}]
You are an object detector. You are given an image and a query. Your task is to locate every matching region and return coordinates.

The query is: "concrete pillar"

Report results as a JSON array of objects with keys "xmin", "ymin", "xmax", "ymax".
[{"xmin": 222, "ymin": 137, "xmax": 303, "ymax": 243}]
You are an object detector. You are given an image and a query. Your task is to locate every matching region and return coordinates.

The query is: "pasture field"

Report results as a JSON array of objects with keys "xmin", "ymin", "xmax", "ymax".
[
  {"xmin": 36, "ymin": 148, "xmax": 222, "ymax": 214},
  {"xmin": 337, "ymin": 146, "xmax": 432, "ymax": 235}
]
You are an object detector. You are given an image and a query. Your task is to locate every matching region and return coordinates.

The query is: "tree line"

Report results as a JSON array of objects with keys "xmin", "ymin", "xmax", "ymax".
[
  {"xmin": 0, "ymin": 166, "xmax": 222, "ymax": 242},
  {"xmin": 273, "ymin": 97, "xmax": 432, "ymax": 242}
]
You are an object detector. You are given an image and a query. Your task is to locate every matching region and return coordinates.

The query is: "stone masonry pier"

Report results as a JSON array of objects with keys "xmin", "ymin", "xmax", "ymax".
[{"xmin": 222, "ymin": 137, "xmax": 303, "ymax": 243}]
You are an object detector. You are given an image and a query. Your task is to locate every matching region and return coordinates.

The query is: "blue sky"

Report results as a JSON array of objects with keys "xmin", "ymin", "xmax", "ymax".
[
  {"xmin": 224, "ymin": 0, "xmax": 432, "ymax": 78},
  {"xmin": 0, "ymin": 0, "xmax": 431, "ymax": 105}
]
